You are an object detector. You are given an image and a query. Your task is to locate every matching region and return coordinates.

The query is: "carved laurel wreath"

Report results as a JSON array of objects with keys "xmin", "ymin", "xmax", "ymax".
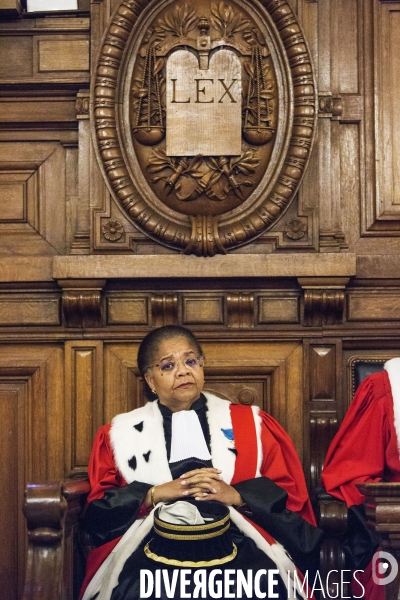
[{"xmin": 93, "ymin": 0, "xmax": 316, "ymax": 256}]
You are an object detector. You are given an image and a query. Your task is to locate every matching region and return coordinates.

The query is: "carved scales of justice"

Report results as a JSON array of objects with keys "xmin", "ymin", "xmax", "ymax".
[
  {"xmin": 94, "ymin": 0, "xmax": 315, "ymax": 254},
  {"xmin": 131, "ymin": 12, "xmax": 274, "ymax": 203}
]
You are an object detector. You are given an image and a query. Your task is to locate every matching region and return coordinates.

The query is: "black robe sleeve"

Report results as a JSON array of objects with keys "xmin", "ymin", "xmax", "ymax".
[
  {"xmin": 233, "ymin": 477, "xmax": 323, "ymax": 577},
  {"xmin": 83, "ymin": 481, "xmax": 152, "ymax": 546}
]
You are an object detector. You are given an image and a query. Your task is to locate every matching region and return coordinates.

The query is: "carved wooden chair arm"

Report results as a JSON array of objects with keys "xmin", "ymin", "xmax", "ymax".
[
  {"xmin": 312, "ymin": 485, "xmax": 349, "ymax": 596},
  {"xmin": 318, "ymin": 500, "xmax": 349, "ymax": 537},
  {"xmin": 22, "ymin": 476, "xmax": 90, "ymax": 600}
]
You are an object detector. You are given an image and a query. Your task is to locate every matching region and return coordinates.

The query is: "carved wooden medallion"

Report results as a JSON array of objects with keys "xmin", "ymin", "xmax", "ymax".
[{"xmin": 93, "ymin": 0, "xmax": 316, "ymax": 256}]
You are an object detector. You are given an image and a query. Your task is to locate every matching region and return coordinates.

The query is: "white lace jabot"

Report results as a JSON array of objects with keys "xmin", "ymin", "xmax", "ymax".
[{"xmin": 169, "ymin": 409, "xmax": 212, "ymax": 463}]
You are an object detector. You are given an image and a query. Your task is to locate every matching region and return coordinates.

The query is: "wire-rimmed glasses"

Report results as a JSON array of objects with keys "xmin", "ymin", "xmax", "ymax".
[{"xmin": 149, "ymin": 355, "xmax": 204, "ymax": 375}]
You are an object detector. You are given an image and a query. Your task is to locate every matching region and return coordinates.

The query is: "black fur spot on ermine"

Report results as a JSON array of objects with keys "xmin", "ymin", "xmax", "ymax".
[{"xmin": 128, "ymin": 455, "xmax": 137, "ymax": 470}]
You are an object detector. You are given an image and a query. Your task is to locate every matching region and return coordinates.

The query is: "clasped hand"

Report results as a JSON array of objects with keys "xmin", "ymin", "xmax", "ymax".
[{"xmin": 148, "ymin": 468, "xmax": 243, "ymax": 507}]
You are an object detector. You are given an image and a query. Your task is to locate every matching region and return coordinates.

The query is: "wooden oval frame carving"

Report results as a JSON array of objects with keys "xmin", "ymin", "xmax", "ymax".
[{"xmin": 92, "ymin": 0, "xmax": 316, "ymax": 256}]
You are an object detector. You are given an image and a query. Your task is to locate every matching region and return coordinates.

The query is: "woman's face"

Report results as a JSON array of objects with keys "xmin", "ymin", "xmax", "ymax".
[{"xmin": 144, "ymin": 336, "xmax": 205, "ymax": 411}]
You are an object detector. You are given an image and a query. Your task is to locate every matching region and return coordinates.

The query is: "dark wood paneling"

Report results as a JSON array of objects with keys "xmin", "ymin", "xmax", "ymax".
[
  {"xmin": 65, "ymin": 342, "xmax": 103, "ymax": 474},
  {"xmin": 0, "ymin": 345, "xmax": 63, "ymax": 600},
  {"xmin": 304, "ymin": 340, "xmax": 342, "ymax": 489},
  {"xmin": 0, "ymin": 385, "xmax": 24, "ymax": 600}
]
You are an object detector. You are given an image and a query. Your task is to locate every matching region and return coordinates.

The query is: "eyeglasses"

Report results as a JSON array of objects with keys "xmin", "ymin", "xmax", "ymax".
[{"xmin": 150, "ymin": 355, "xmax": 204, "ymax": 375}]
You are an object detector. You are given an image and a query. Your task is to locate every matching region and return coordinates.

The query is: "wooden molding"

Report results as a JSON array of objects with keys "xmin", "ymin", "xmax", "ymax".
[
  {"xmin": 0, "ymin": 0, "xmax": 21, "ymax": 16},
  {"xmin": 62, "ymin": 290, "xmax": 102, "ymax": 328},
  {"xmin": 305, "ymin": 339, "xmax": 341, "ymax": 489},
  {"xmin": 71, "ymin": 101, "xmax": 91, "ymax": 255},
  {"xmin": 356, "ymin": 482, "xmax": 400, "ymax": 537},
  {"xmin": 75, "ymin": 90, "xmax": 90, "ymax": 120},
  {"xmin": 362, "ymin": 1, "xmax": 400, "ymax": 235},
  {"xmin": 53, "ymin": 253, "xmax": 357, "ymax": 280},
  {"xmin": 319, "ymin": 231, "xmax": 348, "ymax": 252},
  {"xmin": 0, "ymin": 257, "xmax": 53, "ymax": 282},
  {"xmin": 298, "ymin": 277, "xmax": 350, "ymax": 326},
  {"xmin": 107, "ymin": 294, "xmax": 149, "ymax": 325},
  {"xmin": 0, "ymin": 142, "xmax": 67, "ymax": 255},
  {"xmin": 227, "ymin": 293, "xmax": 254, "ymax": 328},
  {"xmin": 58, "ymin": 280, "xmax": 106, "ymax": 328},
  {"xmin": 304, "ymin": 289, "xmax": 345, "ymax": 327},
  {"xmin": 183, "ymin": 295, "xmax": 224, "ymax": 326},
  {"xmin": 151, "ymin": 293, "xmax": 179, "ymax": 327},
  {"xmin": 318, "ymin": 94, "xmax": 343, "ymax": 120}
]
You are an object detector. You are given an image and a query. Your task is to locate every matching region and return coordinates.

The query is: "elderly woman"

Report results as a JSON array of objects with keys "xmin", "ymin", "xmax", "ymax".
[{"xmin": 80, "ymin": 326, "xmax": 322, "ymax": 600}]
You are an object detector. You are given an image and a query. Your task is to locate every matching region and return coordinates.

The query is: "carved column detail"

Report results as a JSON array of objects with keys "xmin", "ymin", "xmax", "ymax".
[
  {"xmin": 71, "ymin": 89, "xmax": 91, "ymax": 255},
  {"xmin": 310, "ymin": 411, "xmax": 338, "ymax": 490},
  {"xmin": 185, "ymin": 216, "xmax": 226, "ymax": 258},
  {"xmin": 151, "ymin": 294, "xmax": 179, "ymax": 327},
  {"xmin": 317, "ymin": 91, "xmax": 348, "ymax": 252},
  {"xmin": 305, "ymin": 339, "xmax": 342, "ymax": 490},
  {"xmin": 318, "ymin": 94, "xmax": 343, "ymax": 120},
  {"xmin": 76, "ymin": 90, "xmax": 90, "ymax": 120},
  {"xmin": 304, "ymin": 289, "xmax": 344, "ymax": 327},
  {"xmin": 319, "ymin": 232, "xmax": 348, "ymax": 251},
  {"xmin": 298, "ymin": 277, "xmax": 349, "ymax": 326},
  {"xmin": 59, "ymin": 280, "xmax": 106, "ymax": 328},
  {"xmin": 227, "ymin": 293, "xmax": 255, "ymax": 328}
]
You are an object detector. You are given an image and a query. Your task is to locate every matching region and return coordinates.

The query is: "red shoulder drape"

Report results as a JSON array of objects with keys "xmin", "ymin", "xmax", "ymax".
[{"xmin": 322, "ymin": 370, "xmax": 400, "ymax": 507}]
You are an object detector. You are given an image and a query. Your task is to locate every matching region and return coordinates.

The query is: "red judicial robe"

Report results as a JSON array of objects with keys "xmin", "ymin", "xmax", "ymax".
[
  {"xmin": 322, "ymin": 358, "xmax": 400, "ymax": 600},
  {"xmin": 80, "ymin": 394, "xmax": 320, "ymax": 599}
]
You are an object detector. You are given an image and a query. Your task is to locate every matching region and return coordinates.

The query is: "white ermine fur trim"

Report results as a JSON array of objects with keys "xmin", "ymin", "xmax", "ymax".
[
  {"xmin": 110, "ymin": 401, "xmax": 172, "ymax": 485},
  {"xmin": 109, "ymin": 394, "xmax": 240, "ymax": 486},
  {"xmin": 82, "ymin": 512, "xmax": 155, "ymax": 600},
  {"xmin": 385, "ymin": 357, "xmax": 400, "ymax": 456},
  {"xmin": 251, "ymin": 405, "xmax": 263, "ymax": 477}
]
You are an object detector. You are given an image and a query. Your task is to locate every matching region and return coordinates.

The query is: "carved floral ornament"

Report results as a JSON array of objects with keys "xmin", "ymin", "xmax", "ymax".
[
  {"xmin": 93, "ymin": 0, "xmax": 316, "ymax": 256},
  {"xmin": 285, "ymin": 218, "xmax": 306, "ymax": 240},
  {"xmin": 102, "ymin": 219, "xmax": 124, "ymax": 241}
]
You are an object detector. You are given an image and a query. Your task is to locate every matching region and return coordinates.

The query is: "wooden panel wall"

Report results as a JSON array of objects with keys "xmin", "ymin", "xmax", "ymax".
[
  {"xmin": 0, "ymin": 346, "xmax": 64, "ymax": 600},
  {"xmin": 1, "ymin": 0, "xmax": 400, "ymax": 596},
  {"xmin": 65, "ymin": 341, "xmax": 104, "ymax": 475}
]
